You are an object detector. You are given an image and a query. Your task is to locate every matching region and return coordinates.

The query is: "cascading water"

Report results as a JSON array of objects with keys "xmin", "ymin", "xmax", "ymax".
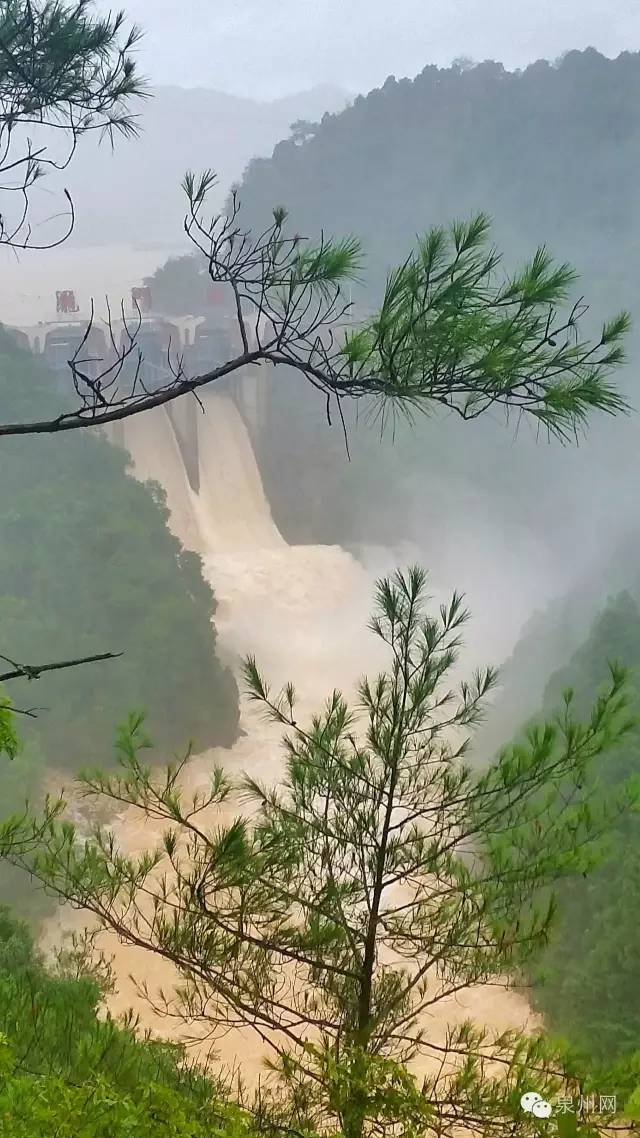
[{"xmin": 43, "ymin": 391, "xmax": 538, "ymax": 1083}]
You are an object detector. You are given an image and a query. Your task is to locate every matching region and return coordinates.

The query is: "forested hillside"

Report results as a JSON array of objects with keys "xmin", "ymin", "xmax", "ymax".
[
  {"xmin": 41, "ymin": 83, "xmax": 348, "ymax": 251},
  {"xmin": 231, "ymin": 50, "xmax": 640, "ymax": 1071},
  {"xmin": 239, "ymin": 49, "xmax": 639, "ymax": 300},
  {"xmin": 473, "ymin": 529, "xmax": 640, "ymax": 763},
  {"xmin": 151, "ymin": 50, "xmax": 640, "ymax": 616},
  {"xmin": 0, "ymin": 906, "xmax": 247, "ymax": 1135},
  {"xmin": 0, "ymin": 329, "xmax": 239, "ymax": 894},
  {"xmin": 236, "ymin": 49, "xmax": 640, "ymax": 547},
  {"xmin": 513, "ymin": 593, "xmax": 640, "ymax": 1071}
]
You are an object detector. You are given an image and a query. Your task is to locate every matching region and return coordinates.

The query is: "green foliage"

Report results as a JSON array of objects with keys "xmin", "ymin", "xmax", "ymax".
[
  {"xmin": 0, "ymin": 725, "xmax": 45, "ymax": 919},
  {"xmin": 207, "ymin": 49, "xmax": 640, "ymax": 552},
  {"xmin": 0, "ymin": 327, "xmax": 239, "ymax": 773},
  {"xmin": 0, "ymin": 693, "xmax": 19, "ymax": 761},
  {"xmin": 338, "ymin": 212, "xmax": 628, "ymax": 439},
  {"xmin": 2, "ymin": 567, "xmax": 634, "ymax": 1137},
  {"xmin": 0, "ymin": 1058, "xmax": 212, "ymax": 1138},
  {"xmin": 0, "ymin": 906, "xmax": 253, "ymax": 1137},
  {"xmin": 0, "ymin": 0, "xmax": 145, "ymax": 138},
  {"xmin": 257, "ymin": 1045, "xmax": 436, "ymax": 1138},
  {"xmin": 543, "ymin": 592, "xmax": 640, "ymax": 723},
  {"xmin": 144, "ymin": 254, "xmax": 213, "ymax": 316},
  {"xmin": 525, "ymin": 593, "xmax": 640, "ymax": 1064},
  {"xmin": 0, "ymin": 1035, "xmax": 254, "ymax": 1136},
  {"xmin": 0, "ymin": 907, "xmax": 197, "ymax": 1092}
]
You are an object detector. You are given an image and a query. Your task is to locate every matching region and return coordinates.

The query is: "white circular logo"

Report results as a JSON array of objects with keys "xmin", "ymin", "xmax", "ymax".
[
  {"xmin": 532, "ymin": 1100, "xmax": 553, "ymax": 1119},
  {"xmin": 521, "ymin": 1091, "xmax": 553, "ymax": 1118}
]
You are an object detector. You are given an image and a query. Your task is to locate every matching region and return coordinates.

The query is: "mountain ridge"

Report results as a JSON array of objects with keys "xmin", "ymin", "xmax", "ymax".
[{"xmin": 47, "ymin": 83, "xmax": 350, "ymax": 249}]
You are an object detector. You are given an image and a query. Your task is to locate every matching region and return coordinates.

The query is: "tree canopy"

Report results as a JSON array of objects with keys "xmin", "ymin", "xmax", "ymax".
[
  {"xmin": 525, "ymin": 593, "xmax": 640, "ymax": 1067},
  {"xmin": 0, "ymin": 327, "xmax": 238, "ymax": 773},
  {"xmin": 0, "ymin": 906, "xmax": 250, "ymax": 1137},
  {"xmin": 2, "ymin": 568, "xmax": 636, "ymax": 1136},
  {"xmin": 0, "ymin": 0, "xmax": 145, "ymax": 250},
  {"xmin": 195, "ymin": 48, "xmax": 640, "ymax": 554},
  {"xmin": 238, "ymin": 50, "xmax": 640, "ymax": 306}
]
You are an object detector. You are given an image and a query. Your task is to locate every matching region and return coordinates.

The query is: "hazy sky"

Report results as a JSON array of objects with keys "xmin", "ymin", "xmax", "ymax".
[{"xmin": 101, "ymin": 0, "xmax": 640, "ymax": 99}]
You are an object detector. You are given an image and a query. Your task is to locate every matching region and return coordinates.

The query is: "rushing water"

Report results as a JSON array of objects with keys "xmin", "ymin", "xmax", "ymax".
[{"xmin": 42, "ymin": 392, "xmax": 538, "ymax": 1083}]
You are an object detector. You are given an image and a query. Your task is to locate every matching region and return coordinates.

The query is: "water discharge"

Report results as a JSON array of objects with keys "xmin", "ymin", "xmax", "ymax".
[{"xmin": 44, "ymin": 391, "xmax": 538, "ymax": 1083}]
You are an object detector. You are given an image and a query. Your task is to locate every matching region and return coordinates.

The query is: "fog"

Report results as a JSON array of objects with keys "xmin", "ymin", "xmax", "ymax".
[
  {"xmin": 3, "ymin": 10, "xmax": 638, "ymax": 759},
  {"xmin": 2, "ymin": 0, "xmax": 640, "ymax": 1113},
  {"xmin": 96, "ymin": 0, "xmax": 640, "ymax": 97}
]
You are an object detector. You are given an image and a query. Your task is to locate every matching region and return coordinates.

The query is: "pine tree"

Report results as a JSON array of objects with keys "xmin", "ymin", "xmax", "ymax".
[
  {"xmin": 0, "ymin": 0, "xmax": 145, "ymax": 251},
  {"xmin": 2, "ymin": 567, "xmax": 635, "ymax": 1136}
]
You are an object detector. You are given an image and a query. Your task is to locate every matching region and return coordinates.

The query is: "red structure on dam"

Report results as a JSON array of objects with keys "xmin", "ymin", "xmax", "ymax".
[{"xmin": 6, "ymin": 285, "xmax": 246, "ymax": 496}]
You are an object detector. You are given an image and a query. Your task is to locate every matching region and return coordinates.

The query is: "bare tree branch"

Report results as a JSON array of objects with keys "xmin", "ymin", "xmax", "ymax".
[
  {"xmin": 0, "ymin": 649, "xmax": 121, "ymax": 682},
  {"xmin": 0, "ymin": 0, "xmax": 146, "ymax": 252},
  {"xmin": 0, "ymin": 179, "xmax": 630, "ymax": 442}
]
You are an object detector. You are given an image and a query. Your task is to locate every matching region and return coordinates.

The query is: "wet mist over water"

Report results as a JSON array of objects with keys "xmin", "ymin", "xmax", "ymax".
[
  {"xmin": 5, "ymin": 258, "xmax": 638, "ymax": 757},
  {"xmin": 36, "ymin": 393, "xmax": 538, "ymax": 1081},
  {"xmin": 7, "ymin": 23, "xmax": 640, "ymax": 1091},
  {"xmin": 3, "ymin": 52, "xmax": 638, "ymax": 705}
]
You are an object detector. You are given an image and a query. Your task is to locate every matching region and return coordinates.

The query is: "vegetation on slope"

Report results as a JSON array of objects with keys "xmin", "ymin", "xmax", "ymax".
[
  {"xmin": 527, "ymin": 592, "xmax": 640, "ymax": 1065},
  {"xmin": 0, "ymin": 906, "xmax": 252, "ymax": 1137},
  {"xmin": 3, "ymin": 567, "xmax": 638, "ymax": 1136},
  {"xmin": 235, "ymin": 48, "xmax": 640, "ymax": 549},
  {"xmin": 147, "ymin": 51, "xmax": 640, "ymax": 561},
  {"xmin": 238, "ymin": 49, "xmax": 640, "ymax": 302},
  {"xmin": 0, "ymin": 328, "xmax": 239, "ymax": 773},
  {"xmin": 474, "ymin": 573, "xmax": 640, "ymax": 1085}
]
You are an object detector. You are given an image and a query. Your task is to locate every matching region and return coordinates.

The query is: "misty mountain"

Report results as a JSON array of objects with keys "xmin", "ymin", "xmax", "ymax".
[
  {"xmin": 215, "ymin": 49, "xmax": 640, "ymax": 1066},
  {"xmin": 56, "ymin": 83, "xmax": 350, "ymax": 250},
  {"xmin": 219, "ymin": 49, "xmax": 640, "ymax": 659},
  {"xmin": 238, "ymin": 49, "xmax": 640, "ymax": 304}
]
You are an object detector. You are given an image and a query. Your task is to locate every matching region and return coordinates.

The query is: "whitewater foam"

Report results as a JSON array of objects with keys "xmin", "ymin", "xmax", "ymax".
[{"xmin": 43, "ymin": 390, "xmax": 538, "ymax": 1085}]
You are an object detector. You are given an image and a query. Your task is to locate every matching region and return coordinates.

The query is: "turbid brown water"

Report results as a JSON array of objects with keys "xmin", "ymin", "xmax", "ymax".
[{"xmin": 42, "ymin": 392, "xmax": 539, "ymax": 1085}]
